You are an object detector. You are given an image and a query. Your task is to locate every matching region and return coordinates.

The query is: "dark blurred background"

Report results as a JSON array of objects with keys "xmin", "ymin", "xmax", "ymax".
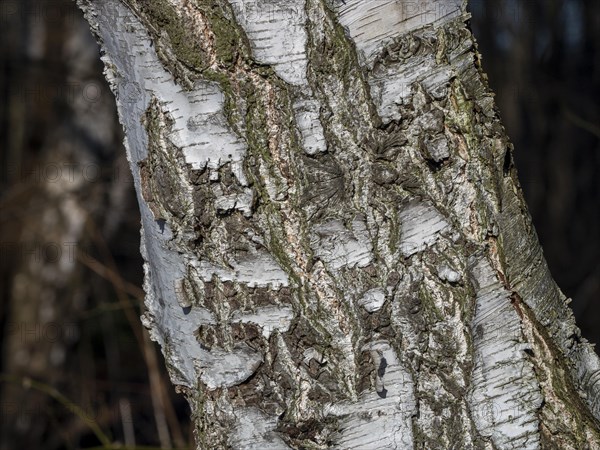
[{"xmin": 0, "ymin": 0, "xmax": 598, "ymax": 449}]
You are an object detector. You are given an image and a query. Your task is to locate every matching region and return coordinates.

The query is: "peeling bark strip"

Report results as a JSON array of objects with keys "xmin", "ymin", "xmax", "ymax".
[
  {"xmin": 77, "ymin": 0, "xmax": 600, "ymax": 448},
  {"xmin": 468, "ymin": 257, "xmax": 542, "ymax": 448}
]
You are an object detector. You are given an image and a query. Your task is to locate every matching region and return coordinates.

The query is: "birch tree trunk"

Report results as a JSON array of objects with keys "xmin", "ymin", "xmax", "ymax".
[{"xmin": 76, "ymin": 0, "xmax": 600, "ymax": 448}]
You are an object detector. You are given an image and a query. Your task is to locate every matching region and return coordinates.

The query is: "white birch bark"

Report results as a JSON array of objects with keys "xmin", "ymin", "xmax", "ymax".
[{"xmin": 76, "ymin": 0, "xmax": 600, "ymax": 448}]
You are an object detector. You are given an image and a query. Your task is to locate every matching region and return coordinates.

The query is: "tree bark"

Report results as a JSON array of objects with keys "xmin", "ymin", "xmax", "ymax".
[{"xmin": 76, "ymin": 0, "xmax": 600, "ymax": 448}]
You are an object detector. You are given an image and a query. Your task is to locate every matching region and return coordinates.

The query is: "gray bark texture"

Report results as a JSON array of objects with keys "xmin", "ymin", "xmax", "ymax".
[{"xmin": 76, "ymin": 0, "xmax": 600, "ymax": 448}]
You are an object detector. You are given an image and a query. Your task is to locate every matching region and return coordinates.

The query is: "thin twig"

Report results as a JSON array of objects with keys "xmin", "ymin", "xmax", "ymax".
[{"xmin": 0, "ymin": 374, "xmax": 113, "ymax": 448}]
